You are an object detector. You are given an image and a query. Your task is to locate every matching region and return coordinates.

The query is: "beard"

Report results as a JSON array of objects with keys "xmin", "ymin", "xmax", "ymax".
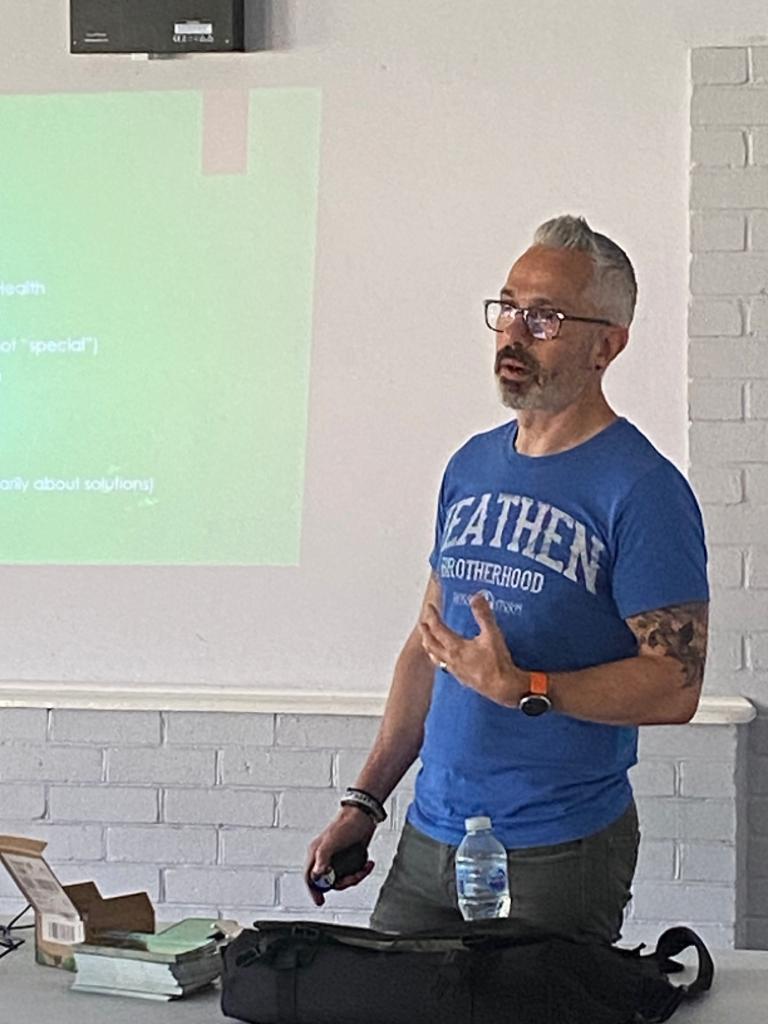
[
  {"xmin": 494, "ymin": 344, "xmax": 594, "ymax": 411},
  {"xmin": 497, "ymin": 375, "xmax": 549, "ymax": 409}
]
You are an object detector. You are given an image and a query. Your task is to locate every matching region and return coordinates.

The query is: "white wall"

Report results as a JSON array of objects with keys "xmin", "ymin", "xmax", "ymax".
[{"xmin": 0, "ymin": 1, "xmax": 766, "ymax": 693}]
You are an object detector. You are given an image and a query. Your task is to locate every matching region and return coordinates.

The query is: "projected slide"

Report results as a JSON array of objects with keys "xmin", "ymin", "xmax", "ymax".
[{"xmin": 0, "ymin": 88, "xmax": 320, "ymax": 564}]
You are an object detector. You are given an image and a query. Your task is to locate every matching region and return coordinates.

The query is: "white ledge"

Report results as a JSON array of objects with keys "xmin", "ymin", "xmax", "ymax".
[{"xmin": 0, "ymin": 682, "xmax": 756, "ymax": 724}]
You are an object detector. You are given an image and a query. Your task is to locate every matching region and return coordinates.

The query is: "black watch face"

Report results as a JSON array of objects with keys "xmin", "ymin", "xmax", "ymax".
[{"xmin": 520, "ymin": 694, "xmax": 552, "ymax": 717}]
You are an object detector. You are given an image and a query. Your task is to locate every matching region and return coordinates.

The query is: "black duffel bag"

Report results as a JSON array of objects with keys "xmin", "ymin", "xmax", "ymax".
[{"xmin": 220, "ymin": 918, "xmax": 713, "ymax": 1024}]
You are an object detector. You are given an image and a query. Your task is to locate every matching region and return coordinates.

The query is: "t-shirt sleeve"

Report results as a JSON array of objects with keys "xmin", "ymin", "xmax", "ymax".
[
  {"xmin": 611, "ymin": 462, "xmax": 710, "ymax": 619},
  {"xmin": 429, "ymin": 468, "xmax": 450, "ymax": 572}
]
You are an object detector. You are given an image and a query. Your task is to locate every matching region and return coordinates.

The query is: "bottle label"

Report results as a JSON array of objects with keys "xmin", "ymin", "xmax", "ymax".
[
  {"xmin": 310, "ymin": 869, "xmax": 336, "ymax": 892},
  {"xmin": 487, "ymin": 867, "xmax": 508, "ymax": 893},
  {"xmin": 456, "ymin": 863, "xmax": 508, "ymax": 896}
]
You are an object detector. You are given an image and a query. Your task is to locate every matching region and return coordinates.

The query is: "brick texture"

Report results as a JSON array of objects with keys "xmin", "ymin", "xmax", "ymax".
[
  {"xmin": 691, "ymin": 129, "xmax": 746, "ymax": 167},
  {"xmin": 691, "ymin": 48, "xmax": 748, "ymax": 85},
  {"xmin": 51, "ymin": 709, "xmax": 161, "ymax": 745},
  {"xmin": 690, "ymin": 212, "xmax": 745, "ymax": 251},
  {"xmin": 0, "ymin": 709, "xmax": 48, "ymax": 741},
  {"xmin": 0, "ymin": 705, "xmax": 754, "ymax": 944},
  {"xmin": 690, "ymin": 45, "xmax": 768, "ymax": 949},
  {"xmin": 751, "ymin": 212, "xmax": 768, "ymax": 250}
]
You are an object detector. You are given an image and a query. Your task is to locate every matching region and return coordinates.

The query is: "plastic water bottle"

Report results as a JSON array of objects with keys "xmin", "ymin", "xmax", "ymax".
[{"xmin": 455, "ymin": 815, "xmax": 511, "ymax": 920}]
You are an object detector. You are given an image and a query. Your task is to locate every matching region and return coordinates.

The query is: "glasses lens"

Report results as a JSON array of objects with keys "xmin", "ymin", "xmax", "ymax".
[
  {"xmin": 485, "ymin": 301, "xmax": 502, "ymax": 331},
  {"xmin": 487, "ymin": 301, "xmax": 519, "ymax": 332},
  {"xmin": 526, "ymin": 309, "xmax": 560, "ymax": 340}
]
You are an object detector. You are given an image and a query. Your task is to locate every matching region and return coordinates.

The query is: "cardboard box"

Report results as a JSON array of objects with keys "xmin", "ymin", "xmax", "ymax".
[{"xmin": 0, "ymin": 834, "xmax": 154, "ymax": 969}]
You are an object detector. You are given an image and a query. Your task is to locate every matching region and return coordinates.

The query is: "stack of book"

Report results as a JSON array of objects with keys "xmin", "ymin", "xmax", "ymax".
[{"xmin": 70, "ymin": 918, "xmax": 231, "ymax": 1001}]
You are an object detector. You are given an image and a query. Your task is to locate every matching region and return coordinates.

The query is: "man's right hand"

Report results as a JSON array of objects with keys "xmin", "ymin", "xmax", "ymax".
[{"xmin": 305, "ymin": 805, "xmax": 376, "ymax": 907}]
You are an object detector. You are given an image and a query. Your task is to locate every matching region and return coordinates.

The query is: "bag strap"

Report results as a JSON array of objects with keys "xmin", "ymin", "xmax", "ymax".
[{"xmin": 650, "ymin": 926, "xmax": 714, "ymax": 998}]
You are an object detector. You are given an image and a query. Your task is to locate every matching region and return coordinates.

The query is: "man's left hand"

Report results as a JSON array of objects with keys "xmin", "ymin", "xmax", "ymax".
[{"xmin": 419, "ymin": 594, "xmax": 528, "ymax": 707}]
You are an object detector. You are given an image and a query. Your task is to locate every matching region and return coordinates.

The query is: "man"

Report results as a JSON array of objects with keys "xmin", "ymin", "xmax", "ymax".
[{"xmin": 305, "ymin": 215, "xmax": 709, "ymax": 943}]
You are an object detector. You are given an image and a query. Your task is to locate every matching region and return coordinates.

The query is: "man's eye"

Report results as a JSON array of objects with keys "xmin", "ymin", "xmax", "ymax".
[{"xmin": 530, "ymin": 309, "xmax": 558, "ymax": 323}]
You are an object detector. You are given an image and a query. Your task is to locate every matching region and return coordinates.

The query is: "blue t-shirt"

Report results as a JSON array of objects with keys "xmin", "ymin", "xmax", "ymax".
[{"xmin": 407, "ymin": 417, "xmax": 709, "ymax": 848}]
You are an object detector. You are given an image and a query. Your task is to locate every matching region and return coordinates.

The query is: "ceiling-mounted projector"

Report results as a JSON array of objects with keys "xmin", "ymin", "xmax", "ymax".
[{"xmin": 70, "ymin": 1, "xmax": 248, "ymax": 54}]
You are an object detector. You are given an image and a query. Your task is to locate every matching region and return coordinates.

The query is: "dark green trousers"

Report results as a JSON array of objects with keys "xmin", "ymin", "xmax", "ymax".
[{"xmin": 370, "ymin": 800, "xmax": 640, "ymax": 943}]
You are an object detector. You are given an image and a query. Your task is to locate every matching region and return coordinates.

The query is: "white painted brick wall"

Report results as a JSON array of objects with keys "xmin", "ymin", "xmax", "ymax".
[
  {"xmin": 688, "ymin": 380, "xmax": 744, "ymax": 420},
  {"xmin": 708, "ymin": 547, "xmax": 744, "ymax": 589},
  {"xmin": 0, "ymin": 744, "xmax": 103, "ymax": 783},
  {"xmin": 690, "ymin": 45, "xmax": 768, "ymax": 949},
  {"xmin": 0, "ymin": 821, "xmax": 103, "ymax": 861},
  {"xmin": 678, "ymin": 761, "xmax": 736, "ymax": 798},
  {"xmin": 689, "ymin": 337, "xmax": 768, "ymax": 377},
  {"xmin": 691, "ymin": 129, "xmax": 746, "ymax": 167},
  {"xmin": 751, "ymin": 212, "xmax": 768, "ymax": 249},
  {"xmin": 749, "ymin": 298, "xmax": 768, "ymax": 334},
  {"xmin": 706, "ymin": 632, "xmax": 744, "ymax": 674},
  {"xmin": 680, "ymin": 843, "xmax": 737, "ymax": 883},
  {"xmin": 630, "ymin": 759, "xmax": 675, "ymax": 796},
  {"xmin": 689, "ymin": 298, "xmax": 743, "ymax": 336},
  {"xmin": 0, "ymin": 708, "xmax": 753, "ymax": 942},
  {"xmin": 747, "ymin": 547, "xmax": 768, "ymax": 587},
  {"xmin": 746, "ymin": 466, "xmax": 768, "ymax": 503},
  {"xmin": 691, "ymin": 47, "xmax": 748, "ymax": 85},
  {"xmin": 107, "ymin": 746, "xmax": 215, "ymax": 785},
  {"xmin": 164, "ymin": 867, "xmax": 273, "ymax": 906},
  {"xmin": 691, "ymin": 168, "xmax": 768, "ymax": 210},
  {"xmin": 691, "ymin": 421, "xmax": 768, "ymax": 463},
  {"xmin": 689, "ymin": 467, "xmax": 743, "ymax": 505},
  {"xmin": 49, "ymin": 785, "xmax": 158, "ymax": 823},
  {"xmin": 749, "ymin": 383, "xmax": 768, "ymax": 419},
  {"xmin": 691, "ymin": 252, "xmax": 768, "ymax": 293},
  {"xmin": 164, "ymin": 787, "xmax": 274, "ymax": 826},
  {"xmin": 692, "ymin": 88, "xmax": 768, "ymax": 127},
  {"xmin": 277, "ymin": 788, "xmax": 352, "ymax": 829},
  {"xmin": 0, "ymin": 708, "xmax": 47, "ymax": 741},
  {"xmin": 753, "ymin": 48, "xmax": 768, "ymax": 83},
  {"xmin": 219, "ymin": 748, "xmax": 333, "ymax": 788},
  {"xmin": 275, "ymin": 714, "xmax": 380, "ymax": 749},
  {"xmin": 691, "ymin": 211, "xmax": 745, "ymax": 251},
  {"xmin": 635, "ymin": 840, "xmax": 675, "ymax": 881},
  {"xmin": 51, "ymin": 709, "xmax": 161, "ymax": 745},
  {"xmin": 747, "ymin": 633, "xmax": 768, "ymax": 668},
  {"xmin": 107, "ymin": 826, "xmax": 217, "ymax": 864},
  {"xmin": 165, "ymin": 711, "xmax": 273, "ymax": 746},
  {"xmin": 0, "ymin": 784, "xmax": 46, "ymax": 819},
  {"xmin": 749, "ymin": 129, "xmax": 768, "ymax": 163}
]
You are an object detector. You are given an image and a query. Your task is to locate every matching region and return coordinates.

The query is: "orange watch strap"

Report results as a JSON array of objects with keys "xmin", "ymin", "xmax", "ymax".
[{"xmin": 529, "ymin": 671, "xmax": 549, "ymax": 695}]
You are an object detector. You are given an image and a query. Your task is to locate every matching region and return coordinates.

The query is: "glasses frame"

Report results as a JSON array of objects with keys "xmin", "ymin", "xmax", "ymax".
[{"xmin": 484, "ymin": 299, "xmax": 615, "ymax": 340}]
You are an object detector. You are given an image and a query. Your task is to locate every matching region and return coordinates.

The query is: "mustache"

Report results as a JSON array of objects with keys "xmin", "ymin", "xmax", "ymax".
[{"xmin": 494, "ymin": 345, "xmax": 538, "ymax": 374}]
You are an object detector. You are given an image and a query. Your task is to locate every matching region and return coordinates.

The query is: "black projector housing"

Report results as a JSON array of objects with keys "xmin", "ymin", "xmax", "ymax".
[{"xmin": 70, "ymin": 1, "xmax": 246, "ymax": 54}]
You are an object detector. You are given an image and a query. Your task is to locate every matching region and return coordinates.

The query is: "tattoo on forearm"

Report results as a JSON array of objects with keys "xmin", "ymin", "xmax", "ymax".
[{"xmin": 626, "ymin": 602, "xmax": 709, "ymax": 690}]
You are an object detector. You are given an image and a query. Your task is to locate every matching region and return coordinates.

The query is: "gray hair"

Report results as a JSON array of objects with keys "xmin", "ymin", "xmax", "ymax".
[{"xmin": 533, "ymin": 215, "xmax": 637, "ymax": 327}]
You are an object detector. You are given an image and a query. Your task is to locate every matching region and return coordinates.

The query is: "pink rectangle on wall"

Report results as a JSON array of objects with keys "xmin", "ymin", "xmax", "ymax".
[{"xmin": 201, "ymin": 90, "xmax": 250, "ymax": 176}]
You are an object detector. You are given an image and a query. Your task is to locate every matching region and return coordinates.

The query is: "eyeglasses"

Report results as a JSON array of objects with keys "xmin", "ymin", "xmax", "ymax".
[{"xmin": 484, "ymin": 300, "xmax": 615, "ymax": 341}]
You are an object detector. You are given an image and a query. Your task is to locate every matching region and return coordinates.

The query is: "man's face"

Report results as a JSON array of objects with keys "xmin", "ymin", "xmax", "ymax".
[{"xmin": 494, "ymin": 245, "xmax": 606, "ymax": 412}]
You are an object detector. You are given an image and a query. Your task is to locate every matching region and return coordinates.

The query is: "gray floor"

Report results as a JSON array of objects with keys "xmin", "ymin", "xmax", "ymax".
[{"xmin": 3, "ymin": 936, "xmax": 768, "ymax": 1022}]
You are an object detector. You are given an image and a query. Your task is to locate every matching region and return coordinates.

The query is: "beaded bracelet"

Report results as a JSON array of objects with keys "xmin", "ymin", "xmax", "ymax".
[{"xmin": 340, "ymin": 787, "xmax": 387, "ymax": 825}]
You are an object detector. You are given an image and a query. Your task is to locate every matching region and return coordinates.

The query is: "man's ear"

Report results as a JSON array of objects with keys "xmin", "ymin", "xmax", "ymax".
[{"xmin": 594, "ymin": 326, "xmax": 628, "ymax": 371}]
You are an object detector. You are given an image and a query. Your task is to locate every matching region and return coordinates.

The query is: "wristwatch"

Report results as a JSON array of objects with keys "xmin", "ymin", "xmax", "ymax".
[{"xmin": 518, "ymin": 671, "xmax": 553, "ymax": 717}]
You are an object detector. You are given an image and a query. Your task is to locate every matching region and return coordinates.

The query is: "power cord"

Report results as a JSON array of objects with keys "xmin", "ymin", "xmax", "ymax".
[{"xmin": 0, "ymin": 904, "xmax": 33, "ymax": 960}]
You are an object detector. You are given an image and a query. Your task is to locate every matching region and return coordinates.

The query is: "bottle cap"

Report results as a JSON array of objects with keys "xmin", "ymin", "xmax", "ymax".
[
  {"xmin": 310, "ymin": 869, "xmax": 336, "ymax": 892},
  {"xmin": 465, "ymin": 816, "xmax": 491, "ymax": 831}
]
